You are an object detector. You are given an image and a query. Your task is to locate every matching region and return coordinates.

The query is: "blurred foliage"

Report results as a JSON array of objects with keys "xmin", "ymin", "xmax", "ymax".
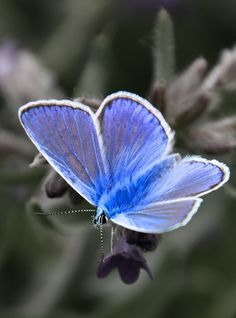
[{"xmin": 0, "ymin": 0, "xmax": 236, "ymax": 317}]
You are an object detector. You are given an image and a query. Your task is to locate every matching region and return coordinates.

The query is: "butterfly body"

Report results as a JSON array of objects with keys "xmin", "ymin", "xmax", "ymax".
[
  {"xmin": 93, "ymin": 208, "xmax": 108, "ymax": 227},
  {"xmin": 19, "ymin": 92, "xmax": 230, "ymax": 234}
]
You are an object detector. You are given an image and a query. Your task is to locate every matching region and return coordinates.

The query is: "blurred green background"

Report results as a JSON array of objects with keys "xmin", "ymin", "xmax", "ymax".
[{"xmin": 0, "ymin": 0, "xmax": 236, "ymax": 317}]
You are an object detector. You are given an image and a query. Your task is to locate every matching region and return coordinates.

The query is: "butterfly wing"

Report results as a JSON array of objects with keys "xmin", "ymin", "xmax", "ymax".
[
  {"xmin": 110, "ymin": 198, "xmax": 203, "ymax": 233},
  {"xmin": 19, "ymin": 100, "xmax": 107, "ymax": 205},
  {"xmin": 148, "ymin": 156, "xmax": 230, "ymax": 202},
  {"xmin": 110, "ymin": 156, "xmax": 229, "ymax": 233},
  {"xmin": 98, "ymin": 154, "xmax": 180, "ymax": 216},
  {"xmin": 96, "ymin": 91, "xmax": 174, "ymax": 184}
]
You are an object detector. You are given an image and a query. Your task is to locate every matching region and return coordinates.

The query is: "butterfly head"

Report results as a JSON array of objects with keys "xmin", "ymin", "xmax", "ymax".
[{"xmin": 93, "ymin": 207, "xmax": 108, "ymax": 227}]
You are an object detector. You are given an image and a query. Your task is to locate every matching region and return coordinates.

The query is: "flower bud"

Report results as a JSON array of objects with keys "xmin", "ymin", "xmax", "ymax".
[
  {"xmin": 166, "ymin": 58, "xmax": 208, "ymax": 124},
  {"xmin": 124, "ymin": 229, "xmax": 161, "ymax": 252},
  {"xmin": 203, "ymin": 46, "xmax": 236, "ymax": 90},
  {"xmin": 185, "ymin": 116, "xmax": 236, "ymax": 154},
  {"xmin": 29, "ymin": 152, "xmax": 47, "ymax": 168},
  {"xmin": 44, "ymin": 170, "xmax": 69, "ymax": 198}
]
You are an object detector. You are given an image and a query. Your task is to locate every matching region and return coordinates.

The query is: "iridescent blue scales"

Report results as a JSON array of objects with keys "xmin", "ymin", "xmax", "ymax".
[{"xmin": 19, "ymin": 92, "xmax": 230, "ymax": 233}]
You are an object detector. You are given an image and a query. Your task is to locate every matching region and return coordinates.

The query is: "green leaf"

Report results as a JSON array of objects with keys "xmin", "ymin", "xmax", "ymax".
[{"xmin": 153, "ymin": 9, "xmax": 175, "ymax": 83}]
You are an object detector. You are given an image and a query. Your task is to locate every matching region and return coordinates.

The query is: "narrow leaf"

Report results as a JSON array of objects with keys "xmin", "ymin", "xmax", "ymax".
[{"xmin": 153, "ymin": 9, "xmax": 175, "ymax": 83}]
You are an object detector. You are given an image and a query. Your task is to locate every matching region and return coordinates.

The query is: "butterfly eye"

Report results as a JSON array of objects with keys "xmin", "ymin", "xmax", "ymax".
[
  {"xmin": 99, "ymin": 212, "xmax": 108, "ymax": 225},
  {"xmin": 93, "ymin": 211, "xmax": 108, "ymax": 227}
]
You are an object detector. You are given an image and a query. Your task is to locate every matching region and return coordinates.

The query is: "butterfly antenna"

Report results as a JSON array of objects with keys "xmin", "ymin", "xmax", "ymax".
[
  {"xmin": 34, "ymin": 209, "xmax": 96, "ymax": 216},
  {"xmin": 100, "ymin": 225, "xmax": 104, "ymax": 261}
]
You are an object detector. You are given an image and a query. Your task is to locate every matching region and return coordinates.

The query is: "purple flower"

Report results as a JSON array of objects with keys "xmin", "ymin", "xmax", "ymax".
[{"xmin": 97, "ymin": 235, "xmax": 153, "ymax": 284}]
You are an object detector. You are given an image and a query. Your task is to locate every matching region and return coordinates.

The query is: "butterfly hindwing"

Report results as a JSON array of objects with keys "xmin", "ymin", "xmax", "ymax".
[
  {"xmin": 109, "ymin": 156, "xmax": 229, "ymax": 233},
  {"xmin": 154, "ymin": 156, "xmax": 230, "ymax": 201},
  {"xmin": 108, "ymin": 156, "xmax": 229, "ymax": 232},
  {"xmin": 111, "ymin": 198, "xmax": 203, "ymax": 233}
]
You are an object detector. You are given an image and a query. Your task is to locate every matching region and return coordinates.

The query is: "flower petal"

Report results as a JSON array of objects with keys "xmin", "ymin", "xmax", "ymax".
[{"xmin": 97, "ymin": 237, "xmax": 152, "ymax": 284}]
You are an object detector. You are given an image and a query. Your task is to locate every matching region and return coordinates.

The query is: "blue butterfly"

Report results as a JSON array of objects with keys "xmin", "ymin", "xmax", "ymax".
[{"xmin": 19, "ymin": 92, "xmax": 230, "ymax": 233}]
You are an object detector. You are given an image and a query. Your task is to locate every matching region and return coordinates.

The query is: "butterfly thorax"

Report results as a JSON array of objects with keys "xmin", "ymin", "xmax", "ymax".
[{"xmin": 93, "ymin": 207, "xmax": 108, "ymax": 227}]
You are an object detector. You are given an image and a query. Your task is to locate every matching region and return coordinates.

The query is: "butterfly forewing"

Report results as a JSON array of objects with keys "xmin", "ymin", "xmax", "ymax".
[
  {"xmin": 96, "ymin": 92, "xmax": 174, "ymax": 185},
  {"xmin": 19, "ymin": 100, "xmax": 106, "ymax": 205}
]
